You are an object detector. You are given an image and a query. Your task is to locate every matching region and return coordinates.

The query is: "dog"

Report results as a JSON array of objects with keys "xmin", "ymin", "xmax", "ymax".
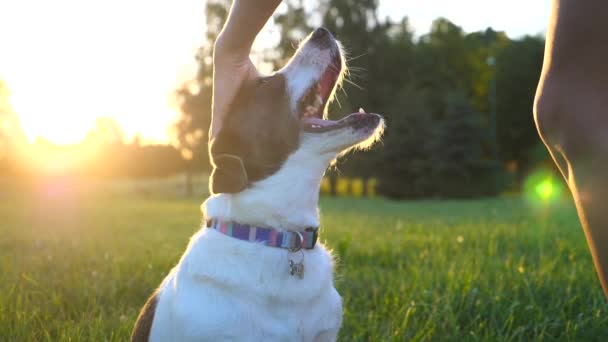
[{"xmin": 131, "ymin": 27, "xmax": 384, "ymax": 342}]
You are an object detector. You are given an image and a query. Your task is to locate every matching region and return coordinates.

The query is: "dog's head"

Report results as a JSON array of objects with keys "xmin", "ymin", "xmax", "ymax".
[{"xmin": 209, "ymin": 28, "xmax": 384, "ymax": 194}]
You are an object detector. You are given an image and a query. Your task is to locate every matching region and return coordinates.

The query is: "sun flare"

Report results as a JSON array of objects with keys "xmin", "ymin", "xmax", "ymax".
[{"xmin": 0, "ymin": 0, "xmax": 207, "ymax": 145}]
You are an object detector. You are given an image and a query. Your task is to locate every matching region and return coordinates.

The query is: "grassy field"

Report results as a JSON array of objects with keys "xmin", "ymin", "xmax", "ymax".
[{"xmin": 1, "ymin": 187, "xmax": 607, "ymax": 341}]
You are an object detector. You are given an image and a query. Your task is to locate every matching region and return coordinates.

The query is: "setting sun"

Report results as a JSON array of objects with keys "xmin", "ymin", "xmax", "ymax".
[{"xmin": 0, "ymin": 0, "xmax": 206, "ymax": 144}]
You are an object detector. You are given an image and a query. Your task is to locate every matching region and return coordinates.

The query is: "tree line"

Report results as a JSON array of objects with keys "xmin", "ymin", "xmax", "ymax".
[
  {"xmin": 174, "ymin": 0, "xmax": 547, "ymax": 198},
  {"xmin": 0, "ymin": 115, "xmax": 184, "ymax": 180}
]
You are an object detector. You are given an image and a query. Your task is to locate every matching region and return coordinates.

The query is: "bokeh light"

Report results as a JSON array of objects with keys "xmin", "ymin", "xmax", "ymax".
[
  {"xmin": 535, "ymin": 179, "xmax": 553, "ymax": 200},
  {"xmin": 523, "ymin": 169, "xmax": 565, "ymax": 208}
]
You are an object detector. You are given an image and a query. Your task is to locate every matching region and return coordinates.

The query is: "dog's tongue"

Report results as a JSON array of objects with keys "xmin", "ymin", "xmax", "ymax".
[{"xmin": 301, "ymin": 117, "xmax": 336, "ymax": 127}]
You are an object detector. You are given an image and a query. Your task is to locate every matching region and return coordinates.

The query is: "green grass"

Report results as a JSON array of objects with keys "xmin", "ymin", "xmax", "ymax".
[{"xmin": 1, "ymin": 189, "xmax": 607, "ymax": 341}]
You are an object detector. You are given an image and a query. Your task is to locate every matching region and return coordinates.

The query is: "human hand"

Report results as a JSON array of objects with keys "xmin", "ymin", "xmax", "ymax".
[
  {"xmin": 209, "ymin": 36, "xmax": 258, "ymax": 140},
  {"xmin": 208, "ymin": 0, "xmax": 281, "ymax": 141}
]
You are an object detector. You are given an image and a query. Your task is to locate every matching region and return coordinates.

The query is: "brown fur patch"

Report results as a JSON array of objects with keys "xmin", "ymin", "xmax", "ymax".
[
  {"xmin": 131, "ymin": 291, "xmax": 159, "ymax": 342},
  {"xmin": 209, "ymin": 73, "xmax": 299, "ymax": 194}
]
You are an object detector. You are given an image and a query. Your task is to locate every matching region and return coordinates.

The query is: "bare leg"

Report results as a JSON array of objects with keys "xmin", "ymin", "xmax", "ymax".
[{"xmin": 535, "ymin": 0, "xmax": 608, "ymax": 297}]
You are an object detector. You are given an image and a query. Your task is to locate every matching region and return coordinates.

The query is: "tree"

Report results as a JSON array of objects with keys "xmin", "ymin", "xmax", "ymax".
[
  {"xmin": 377, "ymin": 87, "xmax": 435, "ymax": 198},
  {"xmin": 84, "ymin": 117, "xmax": 125, "ymax": 145},
  {"xmin": 321, "ymin": 0, "xmax": 384, "ymax": 117},
  {"xmin": 432, "ymin": 92, "xmax": 498, "ymax": 198},
  {"xmin": 272, "ymin": 0, "xmax": 312, "ymax": 68},
  {"xmin": 125, "ymin": 139, "xmax": 184, "ymax": 179},
  {"xmin": 320, "ymin": 0, "xmax": 397, "ymax": 193},
  {"xmin": 413, "ymin": 18, "xmax": 475, "ymax": 119},
  {"xmin": 495, "ymin": 35, "xmax": 545, "ymax": 181},
  {"xmin": 374, "ymin": 18, "xmax": 503, "ymax": 199},
  {"xmin": 464, "ymin": 28, "xmax": 511, "ymax": 115}
]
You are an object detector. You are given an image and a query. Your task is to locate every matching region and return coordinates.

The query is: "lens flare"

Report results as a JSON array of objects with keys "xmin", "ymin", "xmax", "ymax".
[
  {"xmin": 524, "ymin": 169, "xmax": 565, "ymax": 208},
  {"xmin": 535, "ymin": 179, "xmax": 553, "ymax": 200}
]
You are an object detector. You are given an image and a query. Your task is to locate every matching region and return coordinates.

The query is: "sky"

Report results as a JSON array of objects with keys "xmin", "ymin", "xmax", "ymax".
[
  {"xmin": 379, "ymin": 0, "xmax": 550, "ymax": 38},
  {"xmin": 0, "ymin": 0, "xmax": 551, "ymax": 145}
]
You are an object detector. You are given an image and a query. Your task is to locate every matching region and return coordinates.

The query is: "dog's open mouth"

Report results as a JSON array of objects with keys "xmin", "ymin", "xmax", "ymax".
[
  {"xmin": 297, "ymin": 57, "xmax": 340, "ymax": 130},
  {"xmin": 298, "ymin": 56, "xmax": 377, "ymax": 133}
]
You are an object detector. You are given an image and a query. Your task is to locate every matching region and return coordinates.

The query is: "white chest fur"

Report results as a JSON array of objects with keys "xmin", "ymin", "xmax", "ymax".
[{"xmin": 149, "ymin": 228, "xmax": 343, "ymax": 342}]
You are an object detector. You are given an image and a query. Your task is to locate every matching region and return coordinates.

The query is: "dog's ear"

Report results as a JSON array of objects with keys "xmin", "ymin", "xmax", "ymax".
[{"xmin": 209, "ymin": 154, "xmax": 248, "ymax": 194}]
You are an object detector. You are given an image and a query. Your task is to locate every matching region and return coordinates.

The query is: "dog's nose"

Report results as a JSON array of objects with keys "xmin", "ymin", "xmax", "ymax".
[{"xmin": 311, "ymin": 27, "xmax": 330, "ymax": 40}]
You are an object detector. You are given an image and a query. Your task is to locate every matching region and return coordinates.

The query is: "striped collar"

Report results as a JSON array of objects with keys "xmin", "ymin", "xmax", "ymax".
[{"xmin": 206, "ymin": 219, "xmax": 318, "ymax": 251}]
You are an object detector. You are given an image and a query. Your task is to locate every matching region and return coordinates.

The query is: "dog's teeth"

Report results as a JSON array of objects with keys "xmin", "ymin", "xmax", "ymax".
[
  {"xmin": 315, "ymin": 95, "xmax": 323, "ymax": 105},
  {"xmin": 359, "ymin": 107, "xmax": 366, "ymax": 114}
]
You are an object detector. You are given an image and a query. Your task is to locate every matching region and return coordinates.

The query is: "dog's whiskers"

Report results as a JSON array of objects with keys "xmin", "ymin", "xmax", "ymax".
[
  {"xmin": 345, "ymin": 52, "xmax": 367, "ymax": 62},
  {"xmin": 342, "ymin": 78, "xmax": 363, "ymax": 90}
]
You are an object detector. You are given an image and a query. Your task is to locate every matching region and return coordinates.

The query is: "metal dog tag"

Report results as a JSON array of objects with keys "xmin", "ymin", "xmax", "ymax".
[{"xmin": 289, "ymin": 259, "xmax": 304, "ymax": 279}]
